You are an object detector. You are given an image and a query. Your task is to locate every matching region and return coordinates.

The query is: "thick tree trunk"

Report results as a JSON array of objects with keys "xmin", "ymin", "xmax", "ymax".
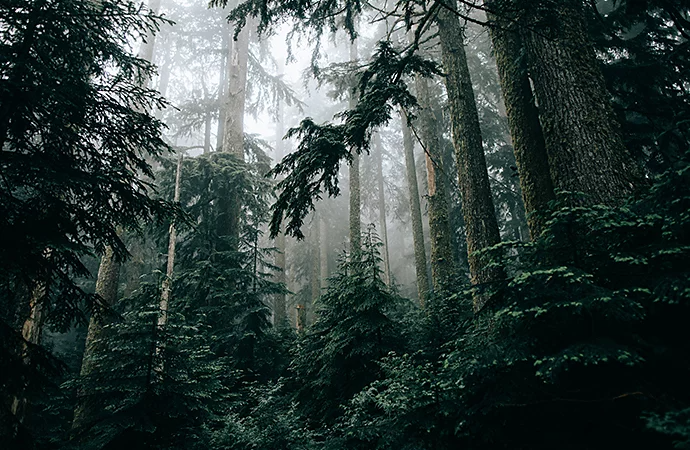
[
  {"xmin": 487, "ymin": 4, "xmax": 555, "ymax": 239},
  {"xmin": 349, "ymin": 39, "xmax": 362, "ymax": 254},
  {"xmin": 415, "ymin": 75, "xmax": 457, "ymax": 293},
  {"xmin": 436, "ymin": 4, "xmax": 504, "ymax": 309},
  {"xmin": 521, "ymin": 0, "xmax": 644, "ymax": 206},
  {"xmin": 401, "ymin": 110, "xmax": 430, "ymax": 306},
  {"xmin": 373, "ymin": 133, "xmax": 392, "ymax": 285}
]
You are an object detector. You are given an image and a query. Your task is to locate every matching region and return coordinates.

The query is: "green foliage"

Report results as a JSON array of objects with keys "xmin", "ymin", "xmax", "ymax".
[
  {"xmin": 289, "ymin": 228, "xmax": 405, "ymax": 428},
  {"xmin": 339, "ymin": 163, "xmax": 690, "ymax": 449},
  {"xmin": 68, "ymin": 281, "xmax": 224, "ymax": 450},
  {"xmin": 269, "ymin": 42, "xmax": 439, "ymax": 239},
  {"xmin": 0, "ymin": 1, "xmax": 177, "ymax": 445},
  {"xmin": 589, "ymin": 0, "xmax": 690, "ymax": 174}
]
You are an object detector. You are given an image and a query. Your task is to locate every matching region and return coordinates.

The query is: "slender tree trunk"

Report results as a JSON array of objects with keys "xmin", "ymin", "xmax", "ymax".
[
  {"xmin": 311, "ymin": 213, "xmax": 321, "ymax": 310},
  {"xmin": 521, "ymin": 0, "xmax": 645, "ymax": 206},
  {"xmin": 487, "ymin": 5, "xmax": 554, "ymax": 239},
  {"xmin": 436, "ymin": 4, "xmax": 504, "ymax": 309},
  {"xmin": 401, "ymin": 110, "xmax": 430, "ymax": 306},
  {"xmin": 373, "ymin": 133, "xmax": 391, "ymax": 285},
  {"xmin": 319, "ymin": 217, "xmax": 329, "ymax": 287},
  {"xmin": 216, "ymin": 17, "xmax": 230, "ymax": 152},
  {"xmin": 154, "ymin": 152, "xmax": 182, "ymax": 376},
  {"xmin": 273, "ymin": 99, "xmax": 287, "ymax": 327},
  {"xmin": 349, "ymin": 39, "xmax": 362, "ymax": 254},
  {"xmin": 415, "ymin": 75, "xmax": 456, "ymax": 293},
  {"xmin": 204, "ymin": 112, "xmax": 212, "ymax": 154}
]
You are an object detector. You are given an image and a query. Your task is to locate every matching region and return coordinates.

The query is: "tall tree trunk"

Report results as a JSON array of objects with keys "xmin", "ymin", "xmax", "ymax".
[
  {"xmin": 216, "ymin": 17, "xmax": 230, "ymax": 152},
  {"xmin": 319, "ymin": 217, "xmax": 329, "ymax": 287},
  {"xmin": 219, "ymin": 17, "xmax": 252, "ymax": 250},
  {"xmin": 521, "ymin": 0, "xmax": 645, "ymax": 206},
  {"xmin": 73, "ymin": 245, "xmax": 120, "ymax": 431},
  {"xmin": 415, "ymin": 75, "xmax": 456, "ymax": 293},
  {"xmin": 311, "ymin": 213, "xmax": 321, "ymax": 312},
  {"xmin": 154, "ymin": 152, "xmax": 182, "ymax": 376},
  {"xmin": 373, "ymin": 133, "xmax": 392, "ymax": 285},
  {"xmin": 273, "ymin": 99, "xmax": 287, "ymax": 327},
  {"xmin": 349, "ymin": 39, "xmax": 362, "ymax": 254},
  {"xmin": 401, "ymin": 109, "xmax": 430, "ymax": 307},
  {"xmin": 436, "ymin": 4, "xmax": 504, "ymax": 309},
  {"xmin": 74, "ymin": 0, "xmax": 161, "ymax": 429},
  {"xmin": 487, "ymin": 4, "xmax": 555, "ymax": 239}
]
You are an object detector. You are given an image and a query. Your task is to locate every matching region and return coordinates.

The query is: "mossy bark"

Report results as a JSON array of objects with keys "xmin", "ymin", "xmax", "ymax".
[
  {"xmin": 487, "ymin": 2, "xmax": 555, "ymax": 239},
  {"xmin": 415, "ymin": 75, "xmax": 457, "ymax": 293},
  {"xmin": 436, "ymin": 4, "xmax": 504, "ymax": 309},
  {"xmin": 521, "ymin": 0, "xmax": 645, "ymax": 206}
]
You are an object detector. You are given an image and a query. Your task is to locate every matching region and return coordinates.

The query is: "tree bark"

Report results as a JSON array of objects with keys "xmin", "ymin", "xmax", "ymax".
[
  {"xmin": 521, "ymin": 0, "xmax": 645, "ymax": 206},
  {"xmin": 11, "ymin": 279, "xmax": 47, "ymax": 423},
  {"xmin": 73, "ymin": 245, "xmax": 120, "ymax": 431},
  {"xmin": 319, "ymin": 216, "xmax": 329, "ymax": 287},
  {"xmin": 273, "ymin": 99, "xmax": 287, "ymax": 327},
  {"xmin": 373, "ymin": 133, "xmax": 392, "ymax": 285},
  {"xmin": 415, "ymin": 75, "xmax": 457, "ymax": 293},
  {"xmin": 216, "ymin": 16, "xmax": 230, "ymax": 152},
  {"xmin": 401, "ymin": 109, "xmax": 430, "ymax": 307},
  {"xmin": 436, "ymin": 3, "xmax": 504, "ymax": 310},
  {"xmin": 218, "ymin": 16, "xmax": 252, "ymax": 250},
  {"xmin": 487, "ymin": 3, "xmax": 555, "ymax": 239},
  {"xmin": 349, "ymin": 39, "xmax": 362, "ymax": 255},
  {"xmin": 73, "ymin": 0, "xmax": 161, "ymax": 429},
  {"xmin": 153, "ymin": 152, "xmax": 182, "ymax": 376}
]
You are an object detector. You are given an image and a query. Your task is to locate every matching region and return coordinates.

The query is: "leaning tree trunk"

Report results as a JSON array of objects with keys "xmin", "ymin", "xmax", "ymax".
[
  {"xmin": 153, "ymin": 152, "xmax": 182, "ymax": 378},
  {"xmin": 521, "ymin": 0, "xmax": 644, "ymax": 206},
  {"xmin": 72, "ymin": 245, "xmax": 120, "ymax": 431},
  {"xmin": 436, "ymin": 3, "xmax": 504, "ymax": 310},
  {"xmin": 349, "ymin": 38, "xmax": 362, "ymax": 255},
  {"xmin": 373, "ymin": 133, "xmax": 392, "ymax": 285},
  {"xmin": 74, "ymin": 0, "xmax": 161, "ymax": 430},
  {"xmin": 415, "ymin": 75, "xmax": 457, "ymax": 294},
  {"xmin": 487, "ymin": 2, "xmax": 555, "ymax": 239},
  {"xmin": 401, "ymin": 109, "xmax": 430, "ymax": 307}
]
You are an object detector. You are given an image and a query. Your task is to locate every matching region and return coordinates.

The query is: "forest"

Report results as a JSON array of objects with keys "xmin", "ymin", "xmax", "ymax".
[{"xmin": 1, "ymin": 0, "xmax": 689, "ymax": 448}]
